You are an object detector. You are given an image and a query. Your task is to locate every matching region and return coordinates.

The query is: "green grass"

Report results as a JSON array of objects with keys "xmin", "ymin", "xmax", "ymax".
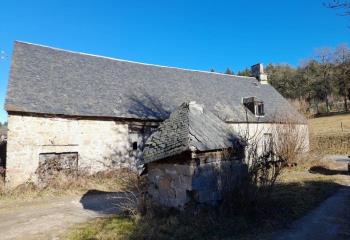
[
  {"xmin": 64, "ymin": 169, "xmax": 343, "ymax": 240},
  {"xmin": 66, "ymin": 216, "xmax": 135, "ymax": 240}
]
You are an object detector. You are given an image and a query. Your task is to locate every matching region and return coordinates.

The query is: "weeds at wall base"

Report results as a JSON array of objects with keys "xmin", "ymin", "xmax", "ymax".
[{"xmin": 0, "ymin": 169, "xmax": 130, "ymax": 202}]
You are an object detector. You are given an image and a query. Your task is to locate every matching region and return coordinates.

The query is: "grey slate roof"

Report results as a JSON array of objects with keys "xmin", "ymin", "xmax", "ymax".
[
  {"xmin": 5, "ymin": 41, "xmax": 306, "ymax": 123},
  {"xmin": 143, "ymin": 102, "xmax": 242, "ymax": 163}
]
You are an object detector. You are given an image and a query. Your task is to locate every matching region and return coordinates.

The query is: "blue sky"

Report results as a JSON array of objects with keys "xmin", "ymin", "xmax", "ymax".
[{"xmin": 0, "ymin": 0, "xmax": 349, "ymax": 123}]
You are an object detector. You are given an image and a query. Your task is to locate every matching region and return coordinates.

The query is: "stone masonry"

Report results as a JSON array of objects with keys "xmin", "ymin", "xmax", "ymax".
[
  {"xmin": 147, "ymin": 152, "xmax": 247, "ymax": 208},
  {"xmin": 6, "ymin": 114, "xmax": 150, "ymax": 187}
]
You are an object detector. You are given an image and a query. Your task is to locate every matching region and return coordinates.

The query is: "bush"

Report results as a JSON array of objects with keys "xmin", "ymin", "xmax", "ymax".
[{"xmin": 113, "ymin": 169, "xmax": 149, "ymax": 218}]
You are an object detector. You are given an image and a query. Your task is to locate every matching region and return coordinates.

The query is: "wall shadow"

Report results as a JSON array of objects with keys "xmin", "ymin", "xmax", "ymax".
[
  {"xmin": 309, "ymin": 166, "xmax": 349, "ymax": 176},
  {"xmin": 79, "ymin": 189, "xmax": 124, "ymax": 214}
]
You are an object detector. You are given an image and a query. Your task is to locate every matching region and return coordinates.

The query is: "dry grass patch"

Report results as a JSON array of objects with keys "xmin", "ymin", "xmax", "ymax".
[
  {"xmin": 0, "ymin": 170, "xmax": 128, "ymax": 203},
  {"xmin": 309, "ymin": 113, "xmax": 350, "ymax": 154},
  {"xmin": 311, "ymin": 135, "xmax": 350, "ymax": 154},
  {"xmin": 309, "ymin": 113, "xmax": 350, "ymax": 136}
]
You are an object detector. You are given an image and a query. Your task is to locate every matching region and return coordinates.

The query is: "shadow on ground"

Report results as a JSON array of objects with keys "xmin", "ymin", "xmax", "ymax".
[
  {"xmin": 309, "ymin": 166, "xmax": 349, "ymax": 176},
  {"xmin": 270, "ymin": 184, "xmax": 350, "ymax": 240},
  {"xmin": 84, "ymin": 180, "xmax": 344, "ymax": 240},
  {"xmin": 79, "ymin": 189, "xmax": 124, "ymax": 214}
]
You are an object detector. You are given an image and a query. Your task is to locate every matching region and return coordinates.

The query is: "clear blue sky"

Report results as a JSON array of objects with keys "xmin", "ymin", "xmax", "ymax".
[{"xmin": 0, "ymin": 0, "xmax": 349, "ymax": 123}]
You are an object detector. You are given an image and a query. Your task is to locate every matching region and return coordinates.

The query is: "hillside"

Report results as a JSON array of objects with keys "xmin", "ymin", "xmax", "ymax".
[{"xmin": 309, "ymin": 113, "xmax": 350, "ymax": 154}]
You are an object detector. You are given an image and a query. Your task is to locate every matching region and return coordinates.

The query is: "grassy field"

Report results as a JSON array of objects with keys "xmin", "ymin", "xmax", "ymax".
[
  {"xmin": 64, "ymin": 166, "xmax": 347, "ymax": 240},
  {"xmin": 309, "ymin": 113, "xmax": 350, "ymax": 154},
  {"xmin": 309, "ymin": 113, "xmax": 350, "ymax": 136}
]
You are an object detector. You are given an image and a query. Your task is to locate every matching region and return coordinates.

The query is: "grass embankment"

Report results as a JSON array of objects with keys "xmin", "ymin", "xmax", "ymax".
[
  {"xmin": 64, "ymin": 165, "xmax": 347, "ymax": 240},
  {"xmin": 309, "ymin": 113, "xmax": 350, "ymax": 154}
]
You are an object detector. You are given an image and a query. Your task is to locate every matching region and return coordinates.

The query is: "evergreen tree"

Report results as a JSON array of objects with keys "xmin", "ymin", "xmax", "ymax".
[
  {"xmin": 237, "ymin": 68, "xmax": 251, "ymax": 77},
  {"xmin": 224, "ymin": 68, "xmax": 234, "ymax": 75}
]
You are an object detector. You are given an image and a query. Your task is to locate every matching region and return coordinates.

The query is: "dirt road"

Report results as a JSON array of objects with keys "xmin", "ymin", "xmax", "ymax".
[
  {"xmin": 0, "ymin": 191, "xmax": 121, "ymax": 240},
  {"xmin": 271, "ymin": 176, "xmax": 350, "ymax": 240}
]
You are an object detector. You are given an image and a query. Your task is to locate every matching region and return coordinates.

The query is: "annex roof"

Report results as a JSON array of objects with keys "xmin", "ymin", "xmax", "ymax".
[{"xmin": 143, "ymin": 102, "xmax": 242, "ymax": 163}]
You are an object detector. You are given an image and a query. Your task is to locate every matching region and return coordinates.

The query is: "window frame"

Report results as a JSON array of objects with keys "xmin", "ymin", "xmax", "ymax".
[
  {"xmin": 242, "ymin": 97, "xmax": 265, "ymax": 117},
  {"xmin": 255, "ymin": 101, "xmax": 265, "ymax": 117}
]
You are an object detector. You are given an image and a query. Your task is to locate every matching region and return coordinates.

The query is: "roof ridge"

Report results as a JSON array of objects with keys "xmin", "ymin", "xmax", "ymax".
[
  {"xmin": 14, "ymin": 41, "xmax": 256, "ymax": 80},
  {"xmin": 185, "ymin": 103, "xmax": 191, "ymax": 149}
]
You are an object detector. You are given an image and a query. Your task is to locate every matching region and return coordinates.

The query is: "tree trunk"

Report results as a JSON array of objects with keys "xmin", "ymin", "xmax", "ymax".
[
  {"xmin": 345, "ymin": 95, "xmax": 349, "ymax": 112},
  {"xmin": 325, "ymin": 97, "xmax": 330, "ymax": 113}
]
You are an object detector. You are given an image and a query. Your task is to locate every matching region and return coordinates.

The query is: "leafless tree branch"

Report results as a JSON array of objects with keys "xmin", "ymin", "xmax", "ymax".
[{"xmin": 324, "ymin": 0, "xmax": 350, "ymax": 16}]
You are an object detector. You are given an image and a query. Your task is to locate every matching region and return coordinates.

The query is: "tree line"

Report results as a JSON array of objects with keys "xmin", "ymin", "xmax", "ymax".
[{"xmin": 217, "ymin": 44, "xmax": 350, "ymax": 115}]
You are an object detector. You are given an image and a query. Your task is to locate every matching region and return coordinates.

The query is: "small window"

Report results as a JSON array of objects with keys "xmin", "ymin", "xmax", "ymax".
[
  {"xmin": 255, "ymin": 102, "xmax": 264, "ymax": 116},
  {"xmin": 132, "ymin": 142, "xmax": 138, "ymax": 150},
  {"xmin": 243, "ymin": 97, "xmax": 265, "ymax": 117}
]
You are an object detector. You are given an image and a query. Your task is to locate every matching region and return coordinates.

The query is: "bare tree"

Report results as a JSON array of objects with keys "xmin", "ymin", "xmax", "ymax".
[
  {"xmin": 315, "ymin": 48, "xmax": 334, "ymax": 112},
  {"xmin": 333, "ymin": 44, "xmax": 350, "ymax": 111},
  {"xmin": 234, "ymin": 116, "xmax": 308, "ymax": 199},
  {"xmin": 325, "ymin": 1, "xmax": 350, "ymax": 16},
  {"xmin": 299, "ymin": 59, "xmax": 321, "ymax": 113}
]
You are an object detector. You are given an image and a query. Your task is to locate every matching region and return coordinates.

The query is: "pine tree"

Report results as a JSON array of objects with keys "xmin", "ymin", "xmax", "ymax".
[
  {"xmin": 224, "ymin": 68, "xmax": 234, "ymax": 75},
  {"xmin": 237, "ymin": 68, "xmax": 251, "ymax": 77}
]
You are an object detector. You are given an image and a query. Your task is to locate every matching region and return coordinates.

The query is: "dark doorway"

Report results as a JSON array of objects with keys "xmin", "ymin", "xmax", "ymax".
[
  {"xmin": 0, "ymin": 140, "xmax": 7, "ymax": 180},
  {"xmin": 36, "ymin": 152, "xmax": 78, "ymax": 183}
]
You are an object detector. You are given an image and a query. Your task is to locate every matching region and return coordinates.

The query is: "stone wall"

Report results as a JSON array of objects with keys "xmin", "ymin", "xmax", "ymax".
[
  {"xmin": 147, "ymin": 151, "xmax": 247, "ymax": 209},
  {"xmin": 228, "ymin": 123, "xmax": 310, "ymax": 155},
  {"xmin": 148, "ymin": 162, "xmax": 194, "ymax": 208},
  {"xmin": 6, "ymin": 114, "xmax": 156, "ymax": 187},
  {"xmin": 5, "ymin": 114, "xmax": 308, "ymax": 188}
]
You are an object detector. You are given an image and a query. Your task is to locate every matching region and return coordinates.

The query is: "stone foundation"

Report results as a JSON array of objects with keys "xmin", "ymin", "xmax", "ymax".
[{"xmin": 147, "ymin": 151, "xmax": 247, "ymax": 208}]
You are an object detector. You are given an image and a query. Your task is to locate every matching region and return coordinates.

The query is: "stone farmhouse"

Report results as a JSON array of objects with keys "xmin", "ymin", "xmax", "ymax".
[{"xmin": 4, "ymin": 41, "xmax": 308, "ymax": 187}]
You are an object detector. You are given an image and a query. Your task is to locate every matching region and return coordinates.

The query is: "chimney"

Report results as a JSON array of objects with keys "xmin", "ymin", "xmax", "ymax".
[{"xmin": 251, "ymin": 63, "xmax": 268, "ymax": 84}]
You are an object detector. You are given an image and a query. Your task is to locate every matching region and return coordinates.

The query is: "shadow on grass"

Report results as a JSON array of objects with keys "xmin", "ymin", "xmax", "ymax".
[
  {"xmin": 309, "ymin": 166, "xmax": 349, "ymax": 176},
  {"xmin": 80, "ymin": 189, "xmax": 123, "ymax": 214},
  {"xmin": 74, "ymin": 180, "xmax": 343, "ymax": 240}
]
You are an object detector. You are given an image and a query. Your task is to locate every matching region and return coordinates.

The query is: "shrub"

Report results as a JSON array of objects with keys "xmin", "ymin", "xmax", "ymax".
[
  {"xmin": 113, "ymin": 169, "xmax": 149, "ymax": 218},
  {"xmin": 231, "ymin": 119, "xmax": 309, "ymax": 202}
]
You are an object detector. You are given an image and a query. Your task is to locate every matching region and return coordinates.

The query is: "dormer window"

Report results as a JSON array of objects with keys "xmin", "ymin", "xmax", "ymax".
[{"xmin": 243, "ymin": 97, "xmax": 265, "ymax": 117}]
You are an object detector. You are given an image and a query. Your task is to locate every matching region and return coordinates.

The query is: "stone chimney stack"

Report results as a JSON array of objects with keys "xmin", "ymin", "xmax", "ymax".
[{"xmin": 251, "ymin": 63, "xmax": 268, "ymax": 84}]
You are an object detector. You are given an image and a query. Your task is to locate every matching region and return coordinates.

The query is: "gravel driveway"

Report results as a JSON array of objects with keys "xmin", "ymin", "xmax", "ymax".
[{"xmin": 0, "ymin": 191, "xmax": 121, "ymax": 240}]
